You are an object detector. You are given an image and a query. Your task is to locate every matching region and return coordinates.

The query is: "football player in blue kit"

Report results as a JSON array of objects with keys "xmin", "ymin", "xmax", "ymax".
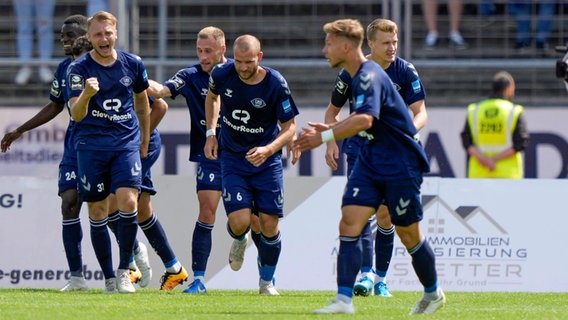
[
  {"xmin": 67, "ymin": 11, "xmax": 151, "ymax": 294},
  {"xmin": 147, "ymin": 26, "xmax": 228, "ymax": 294},
  {"xmin": 105, "ymin": 94, "xmax": 189, "ymax": 292},
  {"xmin": 324, "ymin": 18, "xmax": 428, "ymax": 298},
  {"xmin": 0, "ymin": 15, "xmax": 90, "ymax": 292},
  {"xmin": 294, "ymin": 19, "xmax": 445, "ymax": 315},
  {"xmin": 204, "ymin": 34, "xmax": 300, "ymax": 295}
]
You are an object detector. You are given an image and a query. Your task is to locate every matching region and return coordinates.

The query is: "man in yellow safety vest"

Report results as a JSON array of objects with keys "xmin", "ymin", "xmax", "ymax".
[{"xmin": 460, "ymin": 71, "xmax": 530, "ymax": 178}]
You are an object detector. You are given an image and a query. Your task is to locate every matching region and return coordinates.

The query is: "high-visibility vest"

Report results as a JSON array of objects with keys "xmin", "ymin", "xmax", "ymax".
[{"xmin": 466, "ymin": 99, "xmax": 524, "ymax": 178}]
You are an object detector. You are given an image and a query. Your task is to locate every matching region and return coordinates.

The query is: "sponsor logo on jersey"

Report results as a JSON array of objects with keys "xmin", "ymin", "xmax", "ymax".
[
  {"xmin": 282, "ymin": 99, "xmax": 291, "ymax": 113},
  {"xmin": 335, "ymin": 77, "xmax": 348, "ymax": 95},
  {"xmin": 168, "ymin": 75, "xmax": 186, "ymax": 90},
  {"xmin": 412, "ymin": 80, "xmax": 421, "ymax": 93},
  {"xmin": 355, "ymin": 94, "xmax": 364, "ymax": 109},
  {"xmin": 70, "ymin": 74, "xmax": 83, "ymax": 91},
  {"xmin": 50, "ymin": 79, "xmax": 61, "ymax": 98}
]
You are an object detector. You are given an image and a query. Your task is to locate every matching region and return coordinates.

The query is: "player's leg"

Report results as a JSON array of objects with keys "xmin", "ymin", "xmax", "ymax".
[
  {"xmin": 222, "ymin": 167, "xmax": 253, "ymax": 272},
  {"xmin": 373, "ymin": 205, "xmax": 394, "ymax": 297},
  {"xmin": 78, "ymin": 149, "xmax": 116, "ymax": 293},
  {"xmin": 314, "ymin": 165, "xmax": 380, "ymax": 314},
  {"xmin": 114, "ymin": 186, "xmax": 139, "ymax": 293},
  {"xmin": 106, "ymin": 193, "xmax": 143, "ymax": 285},
  {"xmin": 59, "ymin": 161, "xmax": 88, "ymax": 291},
  {"xmin": 60, "ymin": 188, "xmax": 88, "ymax": 291},
  {"xmin": 387, "ymin": 177, "xmax": 444, "ymax": 315},
  {"xmin": 314, "ymin": 204, "xmax": 374, "ymax": 314},
  {"xmin": 112, "ymin": 149, "xmax": 143, "ymax": 293},
  {"xmin": 137, "ymin": 192, "xmax": 188, "ymax": 291},
  {"xmin": 253, "ymin": 160, "xmax": 285, "ymax": 295},
  {"xmin": 184, "ymin": 162, "xmax": 222, "ymax": 294},
  {"xmin": 353, "ymin": 218, "xmax": 375, "ymax": 296}
]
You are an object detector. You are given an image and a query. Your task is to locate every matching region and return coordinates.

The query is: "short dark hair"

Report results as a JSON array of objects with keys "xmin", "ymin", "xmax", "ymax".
[
  {"xmin": 492, "ymin": 71, "xmax": 513, "ymax": 95},
  {"xmin": 63, "ymin": 14, "xmax": 88, "ymax": 33},
  {"xmin": 72, "ymin": 35, "xmax": 93, "ymax": 57}
]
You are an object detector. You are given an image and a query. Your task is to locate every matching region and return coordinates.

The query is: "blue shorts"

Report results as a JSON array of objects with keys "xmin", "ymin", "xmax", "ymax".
[
  {"xmin": 77, "ymin": 149, "xmax": 142, "ymax": 202},
  {"xmin": 140, "ymin": 143, "xmax": 160, "ymax": 196},
  {"xmin": 342, "ymin": 164, "xmax": 424, "ymax": 227},
  {"xmin": 58, "ymin": 132, "xmax": 79, "ymax": 194},
  {"xmin": 196, "ymin": 160, "xmax": 222, "ymax": 192},
  {"xmin": 221, "ymin": 153, "xmax": 284, "ymax": 217},
  {"xmin": 58, "ymin": 162, "xmax": 78, "ymax": 195}
]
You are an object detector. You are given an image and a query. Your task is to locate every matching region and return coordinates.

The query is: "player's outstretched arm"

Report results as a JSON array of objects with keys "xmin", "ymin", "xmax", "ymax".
[{"xmin": 1, "ymin": 101, "xmax": 65, "ymax": 152}]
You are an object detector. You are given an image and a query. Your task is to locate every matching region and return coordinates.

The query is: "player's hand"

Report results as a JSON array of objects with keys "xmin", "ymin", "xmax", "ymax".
[
  {"xmin": 84, "ymin": 77, "xmax": 100, "ymax": 97},
  {"xmin": 246, "ymin": 146, "xmax": 271, "ymax": 167},
  {"xmin": 139, "ymin": 145, "xmax": 149, "ymax": 159},
  {"xmin": 293, "ymin": 127, "xmax": 323, "ymax": 153},
  {"xmin": 1, "ymin": 130, "xmax": 22, "ymax": 153},
  {"xmin": 204, "ymin": 136, "xmax": 218, "ymax": 160},
  {"xmin": 286, "ymin": 135, "xmax": 301, "ymax": 165},
  {"xmin": 306, "ymin": 121, "xmax": 330, "ymax": 132},
  {"xmin": 325, "ymin": 141, "xmax": 340, "ymax": 170}
]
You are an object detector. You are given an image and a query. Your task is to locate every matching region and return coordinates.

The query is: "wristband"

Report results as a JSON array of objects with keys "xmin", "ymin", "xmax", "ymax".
[
  {"xmin": 321, "ymin": 129, "xmax": 335, "ymax": 142},
  {"xmin": 206, "ymin": 129, "xmax": 216, "ymax": 137}
]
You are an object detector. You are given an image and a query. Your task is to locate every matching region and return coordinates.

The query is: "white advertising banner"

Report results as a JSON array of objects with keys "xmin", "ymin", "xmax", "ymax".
[
  {"xmin": 1, "ymin": 107, "xmax": 568, "ymax": 178},
  {"xmin": 0, "ymin": 176, "xmax": 565, "ymax": 292}
]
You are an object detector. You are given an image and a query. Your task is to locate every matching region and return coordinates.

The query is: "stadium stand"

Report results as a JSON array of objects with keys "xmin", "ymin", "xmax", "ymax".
[{"xmin": 0, "ymin": 0, "xmax": 566, "ymax": 107}]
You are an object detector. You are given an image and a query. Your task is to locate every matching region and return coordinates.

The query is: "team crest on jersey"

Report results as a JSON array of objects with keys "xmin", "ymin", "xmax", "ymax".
[
  {"xmin": 250, "ymin": 98, "xmax": 266, "ymax": 109},
  {"xmin": 120, "ymin": 76, "xmax": 133, "ymax": 87},
  {"xmin": 392, "ymin": 83, "xmax": 401, "ymax": 92},
  {"xmin": 169, "ymin": 75, "xmax": 185, "ymax": 90},
  {"xmin": 70, "ymin": 74, "xmax": 84, "ymax": 91},
  {"xmin": 335, "ymin": 78, "xmax": 348, "ymax": 95}
]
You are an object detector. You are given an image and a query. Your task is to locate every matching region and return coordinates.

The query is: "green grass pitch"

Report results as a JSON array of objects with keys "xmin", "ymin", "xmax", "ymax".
[{"xmin": 0, "ymin": 289, "xmax": 566, "ymax": 319}]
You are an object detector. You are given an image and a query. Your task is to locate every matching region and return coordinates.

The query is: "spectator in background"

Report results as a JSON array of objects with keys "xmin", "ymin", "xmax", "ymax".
[
  {"xmin": 460, "ymin": 71, "xmax": 529, "ymax": 178},
  {"xmin": 422, "ymin": 0, "xmax": 467, "ymax": 50},
  {"xmin": 509, "ymin": 1, "xmax": 556, "ymax": 52},
  {"xmin": 13, "ymin": 0, "xmax": 56, "ymax": 85}
]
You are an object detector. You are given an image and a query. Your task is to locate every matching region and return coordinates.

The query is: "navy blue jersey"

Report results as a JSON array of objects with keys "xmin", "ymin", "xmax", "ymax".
[
  {"xmin": 67, "ymin": 50, "xmax": 149, "ymax": 151},
  {"xmin": 51, "ymin": 57, "xmax": 73, "ymax": 105},
  {"xmin": 209, "ymin": 62, "xmax": 299, "ymax": 155},
  {"xmin": 384, "ymin": 56, "xmax": 426, "ymax": 106},
  {"xmin": 51, "ymin": 57, "xmax": 78, "ymax": 164},
  {"xmin": 163, "ymin": 60, "xmax": 233, "ymax": 162},
  {"xmin": 353, "ymin": 60, "xmax": 429, "ymax": 179},
  {"xmin": 330, "ymin": 56, "xmax": 426, "ymax": 160}
]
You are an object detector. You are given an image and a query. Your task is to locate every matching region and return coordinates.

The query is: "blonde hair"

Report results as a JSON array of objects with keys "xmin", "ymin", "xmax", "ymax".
[
  {"xmin": 198, "ymin": 26, "xmax": 226, "ymax": 47},
  {"xmin": 88, "ymin": 11, "xmax": 117, "ymax": 29},
  {"xmin": 366, "ymin": 18, "xmax": 398, "ymax": 41},
  {"xmin": 323, "ymin": 19, "xmax": 364, "ymax": 48}
]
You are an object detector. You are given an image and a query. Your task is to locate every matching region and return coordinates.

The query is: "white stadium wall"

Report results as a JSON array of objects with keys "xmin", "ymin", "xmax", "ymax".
[
  {"xmin": 1, "ymin": 175, "xmax": 567, "ymax": 292},
  {"xmin": 1, "ymin": 107, "xmax": 568, "ymax": 178}
]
